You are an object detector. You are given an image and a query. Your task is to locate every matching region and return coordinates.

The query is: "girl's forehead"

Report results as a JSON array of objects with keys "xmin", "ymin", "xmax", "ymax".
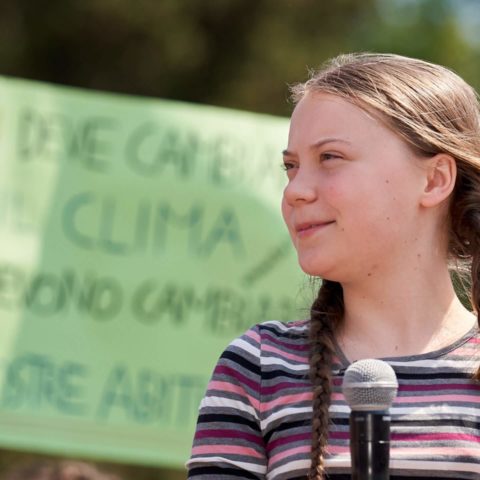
[
  {"xmin": 289, "ymin": 93, "xmax": 388, "ymax": 144},
  {"xmin": 293, "ymin": 92, "xmax": 381, "ymax": 122}
]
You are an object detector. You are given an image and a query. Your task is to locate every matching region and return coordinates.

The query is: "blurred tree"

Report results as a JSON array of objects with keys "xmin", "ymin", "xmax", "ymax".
[
  {"xmin": 0, "ymin": 0, "xmax": 479, "ymax": 115},
  {"xmin": 352, "ymin": 0, "xmax": 480, "ymax": 89},
  {"xmin": 0, "ymin": 449, "xmax": 185, "ymax": 480}
]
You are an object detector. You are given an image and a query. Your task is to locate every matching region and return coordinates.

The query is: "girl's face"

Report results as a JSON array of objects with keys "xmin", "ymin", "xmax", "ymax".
[{"xmin": 281, "ymin": 93, "xmax": 427, "ymax": 282}]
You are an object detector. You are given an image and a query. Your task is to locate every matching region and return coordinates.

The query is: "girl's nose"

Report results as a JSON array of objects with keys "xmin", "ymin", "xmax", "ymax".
[{"xmin": 283, "ymin": 168, "xmax": 318, "ymax": 206}]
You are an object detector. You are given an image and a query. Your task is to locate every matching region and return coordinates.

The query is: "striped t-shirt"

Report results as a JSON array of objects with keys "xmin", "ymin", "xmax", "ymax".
[{"xmin": 187, "ymin": 320, "xmax": 480, "ymax": 479}]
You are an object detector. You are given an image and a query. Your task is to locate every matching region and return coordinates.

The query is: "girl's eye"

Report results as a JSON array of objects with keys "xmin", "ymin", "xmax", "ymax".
[
  {"xmin": 281, "ymin": 161, "xmax": 296, "ymax": 171},
  {"xmin": 320, "ymin": 152, "xmax": 341, "ymax": 161}
]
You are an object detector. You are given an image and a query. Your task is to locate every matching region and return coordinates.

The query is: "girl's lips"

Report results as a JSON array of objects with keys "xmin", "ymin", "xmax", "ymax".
[{"xmin": 296, "ymin": 221, "xmax": 335, "ymax": 238}]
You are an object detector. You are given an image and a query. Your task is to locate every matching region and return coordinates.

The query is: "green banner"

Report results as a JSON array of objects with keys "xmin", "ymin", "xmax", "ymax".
[{"xmin": 0, "ymin": 77, "xmax": 307, "ymax": 468}]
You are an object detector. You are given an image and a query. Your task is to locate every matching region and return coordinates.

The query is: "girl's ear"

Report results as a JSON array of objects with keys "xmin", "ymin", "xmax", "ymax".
[{"xmin": 420, "ymin": 153, "xmax": 457, "ymax": 208}]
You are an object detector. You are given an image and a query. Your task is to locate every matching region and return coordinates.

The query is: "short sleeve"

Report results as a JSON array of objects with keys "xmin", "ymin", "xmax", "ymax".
[{"xmin": 186, "ymin": 324, "xmax": 266, "ymax": 479}]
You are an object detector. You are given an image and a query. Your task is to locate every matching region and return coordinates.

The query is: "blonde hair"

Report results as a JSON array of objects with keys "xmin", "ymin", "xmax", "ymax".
[{"xmin": 291, "ymin": 53, "xmax": 480, "ymax": 480}]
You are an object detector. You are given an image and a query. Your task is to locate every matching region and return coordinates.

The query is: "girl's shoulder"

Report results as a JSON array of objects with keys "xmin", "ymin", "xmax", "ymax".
[
  {"xmin": 256, "ymin": 319, "xmax": 310, "ymax": 339},
  {"xmin": 257, "ymin": 320, "xmax": 310, "ymax": 336},
  {"xmin": 227, "ymin": 320, "xmax": 310, "ymax": 355}
]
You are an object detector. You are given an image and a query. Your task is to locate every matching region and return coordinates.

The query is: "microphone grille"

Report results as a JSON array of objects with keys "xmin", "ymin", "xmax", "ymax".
[{"xmin": 342, "ymin": 358, "xmax": 398, "ymax": 411}]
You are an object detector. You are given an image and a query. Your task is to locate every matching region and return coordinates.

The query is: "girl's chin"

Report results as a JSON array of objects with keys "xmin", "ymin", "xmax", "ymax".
[{"xmin": 298, "ymin": 260, "xmax": 335, "ymax": 278}]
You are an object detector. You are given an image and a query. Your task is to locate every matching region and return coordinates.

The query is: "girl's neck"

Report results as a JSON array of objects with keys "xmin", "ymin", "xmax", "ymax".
[{"xmin": 337, "ymin": 265, "xmax": 476, "ymax": 361}]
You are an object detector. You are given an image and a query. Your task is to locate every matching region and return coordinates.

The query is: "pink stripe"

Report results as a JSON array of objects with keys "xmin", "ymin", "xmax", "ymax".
[
  {"xmin": 391, "ymin": 446, "xmax": 480, "ymax": 456},
  {"xmin": 332, "ymin": 392, "xmax": 480, "ymax": 404},
  {"xmin": 195, "ymin": 429, "xmax": 264, "ymax": 446},
  {"xmin": 208, "ymin": 380, "xmax": 259, "ymax": 410},
  {"xmin": 452, "ymin": 346, "xmax": 478, "ymax": 355},
  {"xmin": 263, "ymin": 344, "xmax": 306, "ymax": 363},
  {"xmin": 399, "ymin": 383, "xmax": 480, "ymax": 392},
  {"xmin": 393, "ymin": 432, "xmax": 480, "ymax": 442},
  {"xmin": 192, "ymin": 445, "xmax": 263, "ymax": 458},
  {"xmin": 245, "ymin": 329, "xmax": 260, "ymax": 342},
  {"xmin": 323, "ymin": 432, "xmax": 480, "ymax": 443},
  {"xmin": 260, "ymin": 392, "xmax": 312, "ymax": 412},
  {"xmin": 393, "ymin": 394, "xmax": 480, "ymax": 404},
  {"xmin": 214, "ymin": 365, "xmax": 258, "ymax": 392},
  {"xmin": 261, "ymin": 381, "xmax": 310, "ymax": 395},
  {"xmin": 262, "ymin": 332, "xmax": 309, "ymax": 352},
  {"xmin": 321, "ymin": 445, "xmax": 480, "ymax": 457},
  {"xmin": 267, "ymin": 432, "xmax": 311, "ymax": 453},
  {"xmin": 269, "ymin": 445, "xmax": 311, "ymax": 464},
  {"xmin": 326, "ymin": 445, "xmax": 350, "ymax": 455}
]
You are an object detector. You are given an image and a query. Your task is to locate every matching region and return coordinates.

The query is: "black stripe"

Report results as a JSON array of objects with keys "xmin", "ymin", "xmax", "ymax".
[
  {"xmin": 395, "ymin": 371, "xmax": 474, "ymax": 380},
  {"xmin": 188, "ymin": 466, "xmax": 262, "ymax": 479},
  {"xmin": 262, "ymin": 370, "xmax": 474, "ymax": 381},
  {"xmin": 330, "ymin": 417, "xmax": 480, "ymax": 429},
  {"xmin": 392, "ymin": 418, "xmax": 480, "ymax": 429},
  {"xmin": 322, "ymin": 474, "xmax": 447, "ymax": 480},
  {"xmin": 264, "ymin": 419, "xmax": 310, "ymax": 443},
  {"xmin": 389, "ymin": 477, "xmax": 471, "ymax": 480},
  {"xmin": 197, "ymin": 413, "xmax": 260, "ymax": 431},
  {"xmin": 265, "ymin": 416, "xmax": 480, "ymax": 431},
  {"xmin": 262, "ymin": 369, "xmax": 307, "ymax": 380},
  {"xmin": 280, "ymin": 475, "xmax": 478, "ymax": 480},
  {"xmin": 260, "ymin": 323, "xmax": 307, "ymax": 340},
  {"xmin": 220, "ymin": 350, "xmax": 260, "ymax": 375}
]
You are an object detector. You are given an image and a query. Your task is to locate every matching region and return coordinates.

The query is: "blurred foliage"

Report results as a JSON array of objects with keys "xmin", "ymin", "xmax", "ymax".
[
  {"xmin": 0, "ymin": 449, "xmax": 184, "ymax": 480},
  {"xmin": 0, "ymin": 0, "xmax": 479, "ymax": 477},
  {"xmin": 0, "ymin": 0, "xmax": 479, "ymax": 116}
]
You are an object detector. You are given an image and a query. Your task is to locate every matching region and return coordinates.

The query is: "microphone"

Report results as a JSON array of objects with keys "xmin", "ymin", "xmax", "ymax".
[{"xmin": 342, "ymin": 359, "xmax": 398, "ymax": 480}]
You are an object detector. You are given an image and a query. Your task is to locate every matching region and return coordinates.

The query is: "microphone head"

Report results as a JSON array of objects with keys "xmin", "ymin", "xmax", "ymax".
[{"xmin": 342, "ymin": 358, "xmax": 398, "ymax": 411}]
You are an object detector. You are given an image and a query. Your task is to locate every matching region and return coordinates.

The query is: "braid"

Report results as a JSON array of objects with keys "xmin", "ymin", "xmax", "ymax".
[
  {"xmin": 471, "ymin": 253, "xmax": 480, "ymax": 379},
  {"xmin": 308, "ymin": 280, "xmax": 344, "ymax": 480},
  {"xmin": 449, "ymin": 168, "xmax": 480, "ymax": 380}
]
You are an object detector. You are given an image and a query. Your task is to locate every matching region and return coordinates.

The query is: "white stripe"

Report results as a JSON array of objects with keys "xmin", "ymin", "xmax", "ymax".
[
  {"xmin": 330, "ymin": 409, "xmax": 480, "ymax": 425},
  {"xmin": 390, "ymin": 458, "xmax": 480, "ymax": 474},
  {"xmin": 200, "ymin": 396, "xmax": 257, "ymax": 418},
  {"xmin": 268, "ymin": 458, "xmax": 480, "ymax": 477},
  {"xmin": 387, "ymin": 358, "xmax": 476, "ymax": 368},
  {"xmin": 390, "ymin": 405, "xmax": 480, "ymax": 417},
  {"xmin": 392, "ymin": 427, "xmax": 480, "ymax": 436},
  {"xmin": 262, "ymin": 356, "xmax": 309, "ymax": 371},
  {"xmin": 262, "ymin": 320, "xmax": 287, "ymax": 329},
  {"xmin": 231, "ymin": 337, "xmax": 260, "ymax": 356},
  {"xmin": 324, "ymin": 457, "xmax": 480, "ymax": 474},
  {"xmin": 325, "ymin": 454, "xmax": 351, "ymax": 468},
  {"xmin": 187, "ymin": 456, "xmax": 266, "ymax": 474},
  {"xmin": 267, "ymin": 459, "xmax": 310, "ymax": 479},
  {"xmin": 262, "ymin": 320, "xmax": 308, "ymax": 332},
  {"xmin": 261, "ymin": 406, "xmax": 312, "ymax": 430},
  {"xmin": 329, "ymin": 404, "xmax": 480, "ymax": 417},
  {"xmin": 329, "ymin": 404, "xmax": 352, "ymax": 414}
]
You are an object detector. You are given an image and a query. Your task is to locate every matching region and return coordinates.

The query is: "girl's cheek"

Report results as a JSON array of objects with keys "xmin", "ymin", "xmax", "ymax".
[{"xmin": 323, "ymin": 180, "xmax": 348, "ymax": 203}]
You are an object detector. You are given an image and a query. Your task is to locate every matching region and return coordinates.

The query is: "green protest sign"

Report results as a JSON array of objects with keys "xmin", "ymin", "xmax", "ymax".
[{"xmin": 0, "ymin": 77, "xmax": 307, "ymax": 467}]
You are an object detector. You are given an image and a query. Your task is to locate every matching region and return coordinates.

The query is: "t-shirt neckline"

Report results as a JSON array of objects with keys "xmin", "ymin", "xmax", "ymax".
[{"xmin": 333, "ymin": 323, "xmax": 479, "ymax": 368}]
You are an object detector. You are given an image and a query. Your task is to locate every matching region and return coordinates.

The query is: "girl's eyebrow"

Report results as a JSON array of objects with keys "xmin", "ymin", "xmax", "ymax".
[
  {"xmin": 283, "ymin": 137, "xmax": 352, "ymax": 157},
  {"xmin": 311, "ymin": 137, "xmax": 352, "ymax": 150}
]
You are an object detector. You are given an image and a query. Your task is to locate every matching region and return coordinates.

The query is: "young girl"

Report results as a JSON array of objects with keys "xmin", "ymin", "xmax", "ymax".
[{"xmin": 186, "ymin": 53, "xmax": 480, "ymax": 479}]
